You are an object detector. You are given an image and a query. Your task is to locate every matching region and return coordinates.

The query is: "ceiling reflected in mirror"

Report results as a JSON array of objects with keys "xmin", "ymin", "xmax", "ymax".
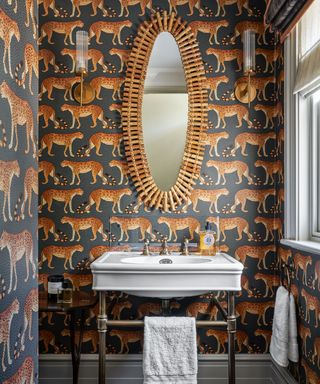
[{"xmin": 144, "ymin": 32, "xmax": 187, "ymax": 93}]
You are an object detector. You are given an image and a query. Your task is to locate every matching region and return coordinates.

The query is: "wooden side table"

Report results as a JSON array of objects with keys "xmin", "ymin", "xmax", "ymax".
[{"xmin": 39, "ymin": 291, "xmax": 98, "ymax": 384}]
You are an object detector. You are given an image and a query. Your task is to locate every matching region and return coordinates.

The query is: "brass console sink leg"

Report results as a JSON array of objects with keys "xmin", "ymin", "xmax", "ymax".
[
  {"xmin": 98, "ymin": 292, "xmax": 107, "ymax": 384},
  {"xmin": 227, "ymin": 291, "xmax": 236, "ymax": 384}
]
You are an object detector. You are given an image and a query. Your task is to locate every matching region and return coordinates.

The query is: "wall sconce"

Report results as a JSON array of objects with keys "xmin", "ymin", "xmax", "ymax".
[
  {"xmin": 235, "ymin": 29, "xmax": 257, "ymax": 105},
  {"xmin": 73, "ymin": 31, "xmax": 95, "ymax": 105}
]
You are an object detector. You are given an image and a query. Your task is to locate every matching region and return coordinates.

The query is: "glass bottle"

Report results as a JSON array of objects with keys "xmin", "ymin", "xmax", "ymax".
[
  {"xmin": 199, "ymin": 221, "xmax": 216, "ymax": 256},
  {"xmin": 57, "ymin": 281, "xmax": 73, "ymax": 304},
  {"xmin": 48, "ymin": 275, "xmax": 64, "ymax": 302}
]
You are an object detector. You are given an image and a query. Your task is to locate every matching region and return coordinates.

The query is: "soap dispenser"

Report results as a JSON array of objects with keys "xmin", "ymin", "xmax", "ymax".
[{"xmin": 199, "ymin": 221, "xmax": 216, "ymax": 256}]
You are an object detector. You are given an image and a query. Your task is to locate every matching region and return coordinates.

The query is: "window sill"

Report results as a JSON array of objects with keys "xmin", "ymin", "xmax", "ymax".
[{"xmin": 280, "ymin": 239, "xmax": 320, "ymax": 255}]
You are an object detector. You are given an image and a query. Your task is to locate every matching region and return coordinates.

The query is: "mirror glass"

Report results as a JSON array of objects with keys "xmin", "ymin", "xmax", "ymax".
[{"xmin": 142, "ymin": 32, "xmax": 188, "ymax": 191}]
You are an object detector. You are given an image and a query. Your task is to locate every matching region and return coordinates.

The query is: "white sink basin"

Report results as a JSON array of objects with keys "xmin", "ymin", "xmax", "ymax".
[{"xmin": 91, "ymin": 252, "xmax": 243, "ymax": 299}]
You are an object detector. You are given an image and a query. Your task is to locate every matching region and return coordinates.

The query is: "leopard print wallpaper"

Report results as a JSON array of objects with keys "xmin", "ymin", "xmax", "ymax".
[
  {"xmin": 38, "ymin": 2, "xmax": 320, "ymax": 382},
  {"xmin": 0, "ymin": 1, "xmax": 38, "ymax": 382},
  {"xmin": 279, "ymin": 246, "xmax": 320, "ymax": 383},
  {"xmin": 38, "ymin": 0, "xmax": 283, "ymax": 358}
]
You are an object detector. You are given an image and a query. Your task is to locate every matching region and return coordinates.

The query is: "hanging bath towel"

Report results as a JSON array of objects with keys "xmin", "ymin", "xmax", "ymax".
[
  {"xmin": 270, "ymin": 285, "xmax": 299, "ymax": 367},
  {"xmin": 143, "ymin": 316, "xmax": 198, "ymax": 384}
]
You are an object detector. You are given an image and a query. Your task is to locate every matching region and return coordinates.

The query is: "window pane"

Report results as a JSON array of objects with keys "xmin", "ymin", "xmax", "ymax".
[
  {"xmin": 318, "ymin": 100, "xmax": 320, "ymax": 233},
  {"xmin": 299, "ymin": 0, "xmax": 320, "ymax": 57},
  {"xmin": 313, "ymin": 90, "xmax": 320, "ymax": 235}
]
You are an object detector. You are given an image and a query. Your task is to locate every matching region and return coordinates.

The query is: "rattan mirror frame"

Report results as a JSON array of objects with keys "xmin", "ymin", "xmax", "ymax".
[{"xmin": 122, "ymin": 11, "xmax": 208, "ymax": 212}]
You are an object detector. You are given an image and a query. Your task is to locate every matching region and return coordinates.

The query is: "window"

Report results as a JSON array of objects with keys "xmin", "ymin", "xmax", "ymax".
[
  {"xmin": 283, "ymin": 0, "xmax": 320, "ymax": 252},
  {"xmin": 311, "ymin": 89, "xmax": 320, "ymax": 238},
  {"xmin": 299, "ymin": 0, "xmax": 320, "ymax": 58}
]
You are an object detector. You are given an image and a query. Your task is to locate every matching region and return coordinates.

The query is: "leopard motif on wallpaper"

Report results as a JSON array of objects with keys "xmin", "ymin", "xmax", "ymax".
[
  {"xmin": 0, "ymin": 1, "xmax": 38, "ymax": 382},
  {"xmin": 38, "ymin": 1, "xmax": 319, "ymax": 383}
]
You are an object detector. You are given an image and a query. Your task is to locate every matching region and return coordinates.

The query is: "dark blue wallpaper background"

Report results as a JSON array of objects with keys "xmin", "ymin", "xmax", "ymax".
[
  {"xmin": 37, "ymin": 0, "xmax": 319, "ymax": 383},
  {"xmin": 0, "ymin": 1, "xmax": 38, "ymax": 382}
]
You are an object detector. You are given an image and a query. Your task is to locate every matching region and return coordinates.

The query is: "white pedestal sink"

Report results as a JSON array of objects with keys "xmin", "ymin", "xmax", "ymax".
[
  {"xmin": 91, "ymin": 251, "xmax": 244, "ymax": 384},
  {"xmin": 91, "ymin": 252, "xmax": 243, "ymax": 299}
]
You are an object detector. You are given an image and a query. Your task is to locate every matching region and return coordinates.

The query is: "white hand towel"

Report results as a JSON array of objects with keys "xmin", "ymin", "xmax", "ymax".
[
  {"xmin": 270, "ymin": 286, "xmax": 299, "ymax": 367},
  {"xmin": 143, "ymin": 316, "xmax": 197, "ymax": 384},
  {"xmin": 288, "ymin": 293, "xmax": 299, "ymax": 363},
  {"xmin": 270, "ymin": 286, "xmax": 290, "ymax": 367}
]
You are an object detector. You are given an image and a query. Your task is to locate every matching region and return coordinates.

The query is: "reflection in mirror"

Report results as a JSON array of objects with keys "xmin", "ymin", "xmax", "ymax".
[
  {"xmin": 143, "ymin": 93, "xmax": 188, "ymax": 191},
  {"xmin": 142, "ymin": 32, "xmax": 188, "ymax": 191}
]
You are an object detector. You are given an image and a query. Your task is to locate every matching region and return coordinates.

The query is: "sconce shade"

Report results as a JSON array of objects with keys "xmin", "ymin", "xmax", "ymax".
[
  {"xmin": 76, "ymin": 31, "xmax": 88, "ymax": 73},
  {"xmin": 243, "ymin": 29, "xmax": 256, "ymax": 75}
]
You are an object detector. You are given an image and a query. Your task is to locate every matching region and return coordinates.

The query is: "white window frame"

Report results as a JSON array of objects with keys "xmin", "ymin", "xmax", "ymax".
[
  {"xmin": 281, "ymin": 28, "xmax": 320, "ymax": 254},
  {"xmin": 311, "ymin": 93, "xmax": 320, "ymax": 239}
]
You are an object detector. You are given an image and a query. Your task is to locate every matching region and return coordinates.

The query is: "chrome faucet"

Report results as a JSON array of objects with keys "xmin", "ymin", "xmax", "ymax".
[
  {"xmin": 159, "ymin": 237, "xmax": 171, "ymax": 255},
  {"xmin": 180, "ymin": 238, "xmax": 189, "ymax": 256},
  {"xmin": 142, "ymin": 239, "xmax": 150, "ymax": 256}
]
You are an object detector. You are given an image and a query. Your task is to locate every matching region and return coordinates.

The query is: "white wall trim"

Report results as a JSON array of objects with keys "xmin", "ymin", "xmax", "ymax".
[
  {"xmin": 280, "ymin": 238, "xmax": 320, "ymax": 254},
  {"xmin": 271, "ymin": 362, "xmax": 299, "ymax": 384},
  {"xmin": 39, "ymin": 354, "xmax": 297, "ymax": 384}
]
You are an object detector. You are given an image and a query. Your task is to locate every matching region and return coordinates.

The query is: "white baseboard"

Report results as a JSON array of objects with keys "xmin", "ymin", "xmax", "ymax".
[{"xmin": 39, "ymin": 354, "xmax": 297, "ymax": 384}]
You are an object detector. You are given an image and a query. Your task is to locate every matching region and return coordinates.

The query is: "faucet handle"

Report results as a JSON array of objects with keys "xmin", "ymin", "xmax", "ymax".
[
  {"xmin": 181, "ymin": 238, "xmax": 189, "ymax": 256},
  {"xmin": 142, "ymin": 238, "xmax": 150, "ymax": 256},
  {"xmin": 160, "ymin": 237, "xmax": 170, "ymax": 255}
]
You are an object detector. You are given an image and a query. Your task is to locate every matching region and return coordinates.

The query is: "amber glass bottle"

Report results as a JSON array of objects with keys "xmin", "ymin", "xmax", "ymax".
[{"xmin": 199, "ymin": 222, "xmax": 216, "ymax": 256}]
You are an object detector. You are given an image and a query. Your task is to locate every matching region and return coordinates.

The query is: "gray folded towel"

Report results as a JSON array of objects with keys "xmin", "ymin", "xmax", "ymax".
[
  {"xmin": 270, "ymin": 286, "xmax": 299, "ymax": 367},
  {"xmin": 288, "ymin": 293, "xmax": 299, "ymax": 363},
  {"xmin": 143, "ymin": 316, "xmax": 197, "ymax": 384}
]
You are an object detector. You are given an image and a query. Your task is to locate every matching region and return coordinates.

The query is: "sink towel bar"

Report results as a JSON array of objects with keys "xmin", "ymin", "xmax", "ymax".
[{"xmin": 97, "ymin": 291, "xmax": 237, "ymax": 384}]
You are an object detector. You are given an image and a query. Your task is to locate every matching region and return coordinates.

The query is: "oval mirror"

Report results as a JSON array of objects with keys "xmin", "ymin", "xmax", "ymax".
[
  {"xmin": 142, "ymin": 32, "xmax": 188, "ymax": 191},
  {"xmin": 122, "ymin": 12, "xmax": 208, "ymax": 212}
]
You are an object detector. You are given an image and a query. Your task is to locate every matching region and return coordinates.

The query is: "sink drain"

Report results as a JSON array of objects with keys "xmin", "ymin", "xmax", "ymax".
[{"xmin": 159, "ymin": 258, "xmax": 173, "ymax": 264}]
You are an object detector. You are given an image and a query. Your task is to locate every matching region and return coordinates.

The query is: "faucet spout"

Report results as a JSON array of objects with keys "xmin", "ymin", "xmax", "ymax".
[
  {"xmin": 159, "ymin": 237, "xmax": 171, "ymax": 255},
  {"xmin": 180, "ymin": 238, "xmax": 189, "ymax": 256},
  {"xmin": 142, "ymin": 239, "xmax": 150, "ymax": 256}
]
